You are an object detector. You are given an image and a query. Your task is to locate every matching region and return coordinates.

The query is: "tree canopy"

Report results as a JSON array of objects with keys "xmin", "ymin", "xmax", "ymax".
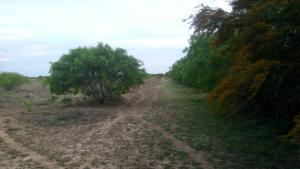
[
  {"xmin": 170, "ymin": 0, "xmax": 300, "ymax": 125},
  {"xmin": 169, "ymin": 34, "xmax": 231, "ymax": 92},
  {"xmin": 49, "ymin": 43, "xmax": 145, "ymax": 103}
]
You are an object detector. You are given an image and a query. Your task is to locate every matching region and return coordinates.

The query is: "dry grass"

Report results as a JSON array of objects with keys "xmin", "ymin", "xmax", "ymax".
[{"xmin": 0, "ymin": 77, "xmax": 203, "ymax": 169}]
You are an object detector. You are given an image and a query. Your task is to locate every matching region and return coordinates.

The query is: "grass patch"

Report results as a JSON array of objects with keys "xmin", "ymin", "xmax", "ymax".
[
  {"xmin": 150, "ymin": 79, "xmax": 300, "ymax": 169},
  {"xmin": 0, "ymin": 72, "xmax": 29, "ymax": 91}
]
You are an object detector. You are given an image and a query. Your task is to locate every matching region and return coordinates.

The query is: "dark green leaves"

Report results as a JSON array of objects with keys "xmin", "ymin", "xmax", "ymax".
[{"xmin": 49, "ymin": 43, "xmax": 145, "ymax": 103}]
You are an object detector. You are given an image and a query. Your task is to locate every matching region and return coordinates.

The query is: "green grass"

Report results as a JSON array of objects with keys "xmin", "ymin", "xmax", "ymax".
[
  {"xmin": 149, "ymin": 79, "xmax": 300, "ymax": 169},
  {"xmin": 0, "ymin": 72, "xmax": 29, "ymax": 91}
]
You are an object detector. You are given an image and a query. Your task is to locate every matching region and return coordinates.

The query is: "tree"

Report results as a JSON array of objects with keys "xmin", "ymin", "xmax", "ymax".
[
  {"xmin": 169, "ymin": 33, "xmax": 231, "ymax": 92},
  {"xmin": 49, "ymin": 43, "xmax": 145, "ymax": 103},
  {"xmin": 189, "ymin": 0, "xmax": 300, "ymax": 121}
]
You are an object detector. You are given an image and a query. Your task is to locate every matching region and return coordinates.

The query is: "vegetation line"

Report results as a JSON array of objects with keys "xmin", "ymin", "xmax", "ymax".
[{"xmin": 169, "ymin": 0, "xmax": 300, "ymax": 143}]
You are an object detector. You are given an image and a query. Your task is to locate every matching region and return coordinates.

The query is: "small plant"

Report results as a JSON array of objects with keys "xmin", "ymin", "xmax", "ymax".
[
  {"xmin": 48, "ymin": 95, "xmax": 58, "ymax": 103},
  {"xmin": 22, "ymin": 101, "xmax": 33, "ymax": 112},
  {"xmin": 62, "ymin": 96, "xmax": 72, "ymax": 105}
]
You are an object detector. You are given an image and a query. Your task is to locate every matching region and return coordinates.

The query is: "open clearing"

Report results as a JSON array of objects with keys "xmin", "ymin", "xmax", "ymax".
[
  {"xmin": 1, "ymin": 76, "xmax": 299, "ymax": 169},
  {"xmin": 0, "ymin": 77, "xmax": 210, "ymax": 169}
]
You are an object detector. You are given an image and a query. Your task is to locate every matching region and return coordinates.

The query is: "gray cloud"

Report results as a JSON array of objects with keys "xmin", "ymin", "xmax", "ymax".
[{"xmin": 0, "ymin": 0, "xmax": 230, "ymax": 76}]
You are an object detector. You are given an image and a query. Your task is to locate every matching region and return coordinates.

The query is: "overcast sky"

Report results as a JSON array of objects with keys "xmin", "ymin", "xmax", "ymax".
[{"xmin": 0, "ymin": 0, "xmax": 231, "ymax": 76}]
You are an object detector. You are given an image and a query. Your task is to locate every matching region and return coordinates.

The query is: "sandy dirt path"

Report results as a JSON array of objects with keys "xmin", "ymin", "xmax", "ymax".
[
  {"xmin": 0, "ymin": 128, "xmax": 64, "ymax": 169},
  {"xmin": 0, "ymin": 77, "xmax": 212, "ymax": 169},
  {"xmin": 132, "ymin": 77, "xmax": 213, "ymax": 169}
]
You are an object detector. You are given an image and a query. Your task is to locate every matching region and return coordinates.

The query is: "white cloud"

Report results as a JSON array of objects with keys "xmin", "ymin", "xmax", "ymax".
[
  {"xmin": 0, "ymin": 0, "xmax": 231, "ymax": 76},
  {"xmin": 108, "ymin": 37, "xmax": 189, "ymax": 48},
  {"xmin": 0, "ymin": 57, "xmax": 14, "ymax": 62},
  {"xmin": 0, "ymin": 28, "xmax": 34, "ymax": 40}
]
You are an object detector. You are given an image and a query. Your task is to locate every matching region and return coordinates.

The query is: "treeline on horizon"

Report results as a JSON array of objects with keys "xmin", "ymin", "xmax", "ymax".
[{"xmin": 169, "ymin": 0, "xmax": 300, "ymax": 141}]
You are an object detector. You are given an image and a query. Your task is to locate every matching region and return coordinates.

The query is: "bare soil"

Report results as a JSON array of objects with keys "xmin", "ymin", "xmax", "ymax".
[{"xmin": 0, "ymin": 77, "xmax": 212, "ymax": 169}]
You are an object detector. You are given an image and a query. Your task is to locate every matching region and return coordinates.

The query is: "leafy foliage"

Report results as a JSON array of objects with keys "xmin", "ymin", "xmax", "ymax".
[
  {"xmin": 208, "ymin": 60, "xmax": 279, "ymax": 114},
  {"xmin": 169, "ymin": 34, "xmax": 231, "ymax": 91},
  {"xmin": 170, "ymin": 0, "xmax": 300, "ymax": 138},
  {"xmin": 49, "ymin": 43, "xmax": 145, "ymax": 103},
  {"xmin": 169, "ymin": 34, "xmax": 231, "ymax": 92},
  {"xmin": 185, "ymin": 0, "xmax": 300, "ymax": 119},
  {"xmin": 189, "ymin": 5, "xmax": 229, "ymax": 36},
  {"xmin": 0, "ymin": 72, "xmax": 29, "ymax": 90}
]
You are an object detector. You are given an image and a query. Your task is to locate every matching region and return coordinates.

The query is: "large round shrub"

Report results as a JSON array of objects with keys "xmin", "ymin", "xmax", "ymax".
[{"xmin": 49, "ymin": 43, "xmax": 145, "ymax": 103}]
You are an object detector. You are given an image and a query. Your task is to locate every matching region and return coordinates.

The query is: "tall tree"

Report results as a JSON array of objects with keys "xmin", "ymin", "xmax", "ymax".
[{"xmin": 189, "ymin": 0, "xmax": 300, "ymax": 120}]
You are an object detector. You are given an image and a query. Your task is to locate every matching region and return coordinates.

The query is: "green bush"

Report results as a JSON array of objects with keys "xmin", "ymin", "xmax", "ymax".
[
  {"xmin": 49, "ymin": 43, "xmax": 145, "ymax": 104},
  {"xmin": 48, "ymin": 95, "xmax": 58, "ymax": 103},
  {"xmin": 0, "ymin": 72, "xmax": 29, "ymax": 90},
  {"xmin": 62, "ymin": 96, "xmax": 72, "ymax": 105},
  {"xmin": 169, "ymin": 34, "xmax": 231, "ymax": 92}
]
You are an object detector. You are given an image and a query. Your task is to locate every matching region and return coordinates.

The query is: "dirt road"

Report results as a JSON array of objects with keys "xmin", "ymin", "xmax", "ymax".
[{"xmin": 0, "ymin": 77, "xmax": 212, "ymax": 169}]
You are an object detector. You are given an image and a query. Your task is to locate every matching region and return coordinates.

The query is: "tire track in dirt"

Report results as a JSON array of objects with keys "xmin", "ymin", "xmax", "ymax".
[
  {"xmin": 77, "ymin": 86, "xmax": 147, "ymax": 168},
  {"xmin": 65, "ymin": 106, "xmax": 123, "ymax": 168},
  {"xmin": 76, "ymin": 109, "xmax": 127, "ymax": 169},
  {"xmin": 71, "ymin": 77, "xmax": 213, "ymax": 169},
  {"xmin": 138, "ymin": 77, "xmax": 214, "ymax": 169},
  {"xmin": 0, "ymin": 118, "xmax": 64, "ymax": 169},
  {"xmin": 111, "ymin": 77, "xmax": 214, "ymax": 169},
  {"xmin": 141, "ymin": 120, "xmax": 214, "ymax": 169},
  {"xmin": 77, "ymin": 89, "xmax": 145, "ymax": 169}
]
